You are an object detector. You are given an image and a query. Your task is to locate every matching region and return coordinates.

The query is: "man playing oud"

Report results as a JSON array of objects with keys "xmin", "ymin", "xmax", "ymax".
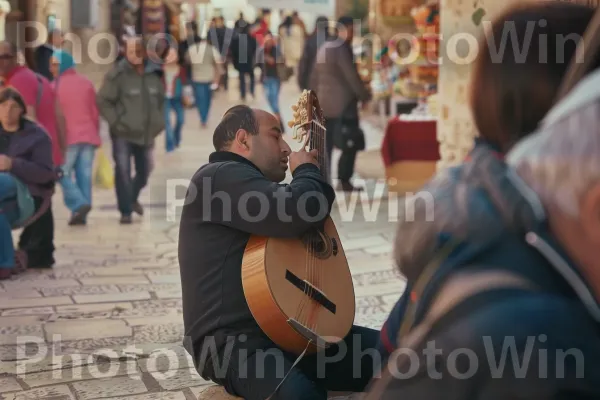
[{"xmin": 178, "ymin": 105, "xmax": 379, "ymax": 400}]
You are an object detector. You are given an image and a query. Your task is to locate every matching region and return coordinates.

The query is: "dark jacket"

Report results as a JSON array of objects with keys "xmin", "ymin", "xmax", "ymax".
[
  {"xmin": 297, "ymin": 30, "xmax": 332, "ymax": 90},
  {"xmin": 3, "ymin": 120, "xmax": 55, "ymax": 197},
  {"xmin": 96, "ymin": 59, "xmax": 165, "ymax": 146},
  {"xmin": 178, "ymin": 151, "xmax": 335, "ymax": 377},
  {"xmin": 374, "ymin": 143, "xmax": 600, "ymax": 398},
  {"xmin": 310, "ymin": 40, "xmax": 371, "ymax": 119},
  {"xmin": 231, "ymin": 32, "xmax": 257, "ymax": 72},
  {"xmin": 33, "ymin": 44, "xmax": 54, "ymax": 81}
]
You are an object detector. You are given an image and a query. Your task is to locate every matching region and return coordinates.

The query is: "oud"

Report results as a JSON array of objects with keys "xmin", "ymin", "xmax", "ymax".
[{"xmin": 241, "ymin": 90, "xmax": 356, "ymax": 355}]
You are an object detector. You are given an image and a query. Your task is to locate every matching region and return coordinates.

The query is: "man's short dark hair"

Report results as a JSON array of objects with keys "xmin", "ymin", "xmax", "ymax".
[{"xmin": 213, "ymin": 105, "xmax": 259, "ymax": 151}]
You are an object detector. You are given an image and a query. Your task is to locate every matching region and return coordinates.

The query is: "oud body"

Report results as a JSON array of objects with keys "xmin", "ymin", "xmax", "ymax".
[
  {"xmin": 242, "ymin": 217, "xmax": 355, "ymax": 354},
  {"xmin": 241, "ymin": 90, "xmax": 356, "ymax": 355}
]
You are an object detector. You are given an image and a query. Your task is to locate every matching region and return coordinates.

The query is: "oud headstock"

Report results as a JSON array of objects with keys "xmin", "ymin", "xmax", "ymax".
[{"xmin": 288, "ymin": 90, "xmax": 311, "ymax": 143}]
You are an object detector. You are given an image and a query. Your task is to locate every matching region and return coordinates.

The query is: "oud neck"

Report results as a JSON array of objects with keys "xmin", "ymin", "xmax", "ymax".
[{"xmin": 309, "ymin": 120, "xmax": 328, "ymax": 179}]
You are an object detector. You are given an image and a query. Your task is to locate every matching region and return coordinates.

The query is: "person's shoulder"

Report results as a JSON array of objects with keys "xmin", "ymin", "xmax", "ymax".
[
  {"xmin": 441, "ymin": 290, "xmax": 598, "ymax": 352},
  {"xmin": 105, "ymin": 61, "xmax": 127, "ymax": 81}
]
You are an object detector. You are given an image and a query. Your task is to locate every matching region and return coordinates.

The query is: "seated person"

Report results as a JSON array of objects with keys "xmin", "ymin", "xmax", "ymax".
[
  {"xmin": 178, "ymin": 105, "xmax": 380, "ymax": 400},
  {"xmin": 0, "ymin": 88, "xmax": 55, "ymax": 279}
]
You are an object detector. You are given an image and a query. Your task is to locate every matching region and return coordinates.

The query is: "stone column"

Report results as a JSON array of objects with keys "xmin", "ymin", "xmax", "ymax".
[{"xmin": 436, "ymin": 0, "xmax": 517, "ymax": 169}]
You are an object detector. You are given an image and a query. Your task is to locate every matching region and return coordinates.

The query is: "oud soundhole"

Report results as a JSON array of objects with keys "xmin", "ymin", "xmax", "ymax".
[{"xmin": 302, "ymin": 230, "xmax": 335, "ymax": 259}]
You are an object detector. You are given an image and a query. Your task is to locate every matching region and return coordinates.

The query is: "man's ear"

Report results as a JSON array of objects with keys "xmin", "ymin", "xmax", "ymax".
[
  {"xmin": 234, "ymin": 129, "xmax": 250, "ymax": 150},
  {"xmin": 580, "ymin": 183, "xmax": 600, "ymax": 244}
]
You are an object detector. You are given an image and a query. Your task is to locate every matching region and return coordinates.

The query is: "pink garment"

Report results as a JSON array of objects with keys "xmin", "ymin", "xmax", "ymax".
[
  {"xmin": 7, "ymin": 66, "xmax": 63, "ymax": 165},
  {"xmin": 53, "ymin": 69, "xmax": 101, "ymax": 147}
]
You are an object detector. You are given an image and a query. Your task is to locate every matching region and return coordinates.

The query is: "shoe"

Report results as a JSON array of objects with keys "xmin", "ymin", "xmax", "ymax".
[
  {"xmin": 133, "ymin": 202, "xmax": 144, "ymax": 216},
  {"xmin": 68, "ymin": 204, "xmax": 91, "ymax": 226},
  {"xmin": 120, "ymin": 215, "xmax": 133, "ymax": 224}
]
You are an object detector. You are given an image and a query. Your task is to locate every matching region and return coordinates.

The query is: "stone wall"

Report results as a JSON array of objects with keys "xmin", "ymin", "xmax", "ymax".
[
  {"xmin": 437, "ymin": 0, "xmax": 599, "ymax": 169},
  {"xmin": 436, "ymin": 0, "xmax": 516, "ymax": 169}
]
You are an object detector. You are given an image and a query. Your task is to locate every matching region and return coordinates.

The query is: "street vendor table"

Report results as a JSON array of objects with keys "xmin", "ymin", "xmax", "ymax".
[{"xmin": 381, "ymin": 116, "xmax": 440, "ymax": 193}]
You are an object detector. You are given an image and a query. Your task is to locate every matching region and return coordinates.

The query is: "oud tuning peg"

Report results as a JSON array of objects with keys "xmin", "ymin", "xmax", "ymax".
[
  {"xmin": 291, "ymin": 131, "xmax": 297, "ymax": 140},
  {"xmin": 287, "ymin": 120, "xmax": 295, "ymax": 128},
  {"xmin": 291, "ymin": 105, "xmax": 298, "ymax": 111}
]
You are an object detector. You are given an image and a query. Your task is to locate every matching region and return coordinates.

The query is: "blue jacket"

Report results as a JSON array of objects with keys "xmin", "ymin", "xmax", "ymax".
[{"xmin": 375, "ymin": 142, "xmax": 600, "ymax": 398}]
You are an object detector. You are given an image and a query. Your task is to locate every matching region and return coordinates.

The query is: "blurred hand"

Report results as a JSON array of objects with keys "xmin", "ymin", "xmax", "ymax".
[
  {"xmin": 290, "ymin": 148, "xmax": 318, "ymax": 174},
  {"xmin": 0, "ymin": 155, "xmax": 12, "ymax": 171}
]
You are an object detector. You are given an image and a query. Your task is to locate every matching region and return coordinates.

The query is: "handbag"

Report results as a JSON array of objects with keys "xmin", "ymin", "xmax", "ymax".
[{"xmin": 332, "ymin": 102, "xmax": 366, "ymax": 152}]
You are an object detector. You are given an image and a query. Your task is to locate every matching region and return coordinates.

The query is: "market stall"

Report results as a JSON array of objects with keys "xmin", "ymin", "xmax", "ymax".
[{"xmin": 374, "ymin": 1, "xmax": 441, "ymax": 193}]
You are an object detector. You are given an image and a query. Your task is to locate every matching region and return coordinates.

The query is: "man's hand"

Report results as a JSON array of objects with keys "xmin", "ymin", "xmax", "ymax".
[
  {"xmin": 290, "ymin": 148, "xmax": 318, "ymax": 174},
  {"xmin": 0, "ymin": 155, "xmax": 12, "ymax": 171}
]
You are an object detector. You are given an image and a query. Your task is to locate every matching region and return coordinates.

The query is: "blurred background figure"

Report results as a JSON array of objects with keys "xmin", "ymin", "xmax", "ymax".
[
  {"xmin": 258, "ymin": 32, "xmax": 284, "ymax": 132},
  {"xmin": 34, "ymin": 28, "xmax": 63, "ymax": 81},
  {"xmin": 208, "ymin": 16, "xmax": 234, "ymax": 91},
  {"xmin": 231, "ymin": 21, "xmax": 257, "ymax": 102},
  {"xmin": 185, "ymin": 33, "xmax": 224, "ymax": 128},
  {"xmin": 163, "ymin": 47, "xmax": 186, "ymax": 151},
  {"xmin": 51, "ymin": 49, "xmax": 100, "ymax": 226},
  {"xmin": 297, "ymin": 16, "xmax": 332, "ymax": 91},
  {"xmin": 278, "ymin": 12, "xmax": 305, "ymax": 73}
]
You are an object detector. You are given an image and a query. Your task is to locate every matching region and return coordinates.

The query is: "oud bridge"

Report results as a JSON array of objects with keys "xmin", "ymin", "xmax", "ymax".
[{"xmin": 301, "ymin": 230, "xmax": 338, "ymax": 260}]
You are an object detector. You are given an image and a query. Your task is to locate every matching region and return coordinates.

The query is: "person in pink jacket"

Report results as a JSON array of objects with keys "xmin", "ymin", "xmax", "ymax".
[{"xmin": 50, "ymin": 50, "xmax": 101, "ymax": 225}]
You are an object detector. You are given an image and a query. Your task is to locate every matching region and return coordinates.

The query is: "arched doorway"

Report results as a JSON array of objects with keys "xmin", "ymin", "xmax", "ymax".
[{"xmin": 5, "ymin": 0, "xmax": 38, "ymax": 67}]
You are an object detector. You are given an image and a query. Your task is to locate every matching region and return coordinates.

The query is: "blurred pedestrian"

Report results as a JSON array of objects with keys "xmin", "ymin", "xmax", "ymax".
[
  {"xmin": 51, "ymin": 49, "xmax": 100, "ymax": 226},
  {"xmin": 96, "ymin": 37, "xmax": 165, "ymax": 224}
]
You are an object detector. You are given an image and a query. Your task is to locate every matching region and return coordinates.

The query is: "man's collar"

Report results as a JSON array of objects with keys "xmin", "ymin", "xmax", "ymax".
[{"xmin": 209, "ymin": 151, "xmax": 262, "ymax": 173}]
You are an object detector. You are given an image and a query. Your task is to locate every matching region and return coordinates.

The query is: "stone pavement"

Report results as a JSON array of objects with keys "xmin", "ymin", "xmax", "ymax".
[{"xmin": 0, "ymin": 79, "xmax": 405, "ymax": 399}]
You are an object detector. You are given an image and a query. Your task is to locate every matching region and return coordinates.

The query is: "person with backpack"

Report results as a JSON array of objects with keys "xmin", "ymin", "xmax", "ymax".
[
  {"xmin": 369, "ymin": 3, "xmax": 600, "ymax": 398},
  {"xmin": 0, "ymin": 41, "xmax": 64, "ymax": 270}
]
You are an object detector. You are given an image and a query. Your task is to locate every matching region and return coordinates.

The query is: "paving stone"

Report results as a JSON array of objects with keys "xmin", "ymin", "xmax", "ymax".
[
  {"xmin": 2, "ymin": 279, "xmax": 80, "ymax": 291},
  {"xmin": 147, "ymin": 274, "xmax": 180, "ymax": 284},
  {"xmin": 0, "ymin": 377, "xmax": 22, "ymax": 393},
  {"xmin": 1, "ymin": 353, "xmax": 96, "ymax": 375},
  {"xmin": 0, "ymin": 290, "xmax": 42, "ymax": 299},
  {"xmin": 124, "ymin": 314, "xmax": 183, "ymax": 326},
  {"xmin": 154, "ymin": 289, "xmax": 182, "ymax": 299},
  {"xmin": 118, "ymin": 284, "xmax": 178, "ymax": 293},
  {"xmin": 80, "ymin": 277, "xmax": 151, "ymax": 285},
  {"xmin": 133, "ymin": 323, "xmax": 183, "ymax": 344},
  {"xmin": 364, "ymin": 244, "xmax": 393, "ymax": 255},
  {"xmin": 73, "ymin": 292, "xmax": 151, "ymax": 304},
  {"xmin": 354, "ymin": 281, "xmax": 407, "ymax": 298},
  {"xmin": 71, "ymin": 375, "xmax": 147, "ymax": 400},
  {"xmin": 1, "ymin": 307, "xmax": 55, "ymax": 316},
  {"xmin": 103, "ymin": 393, "xmax": 186, "ymax": 400},
  {"xmin": 342, "ymin": 236, "xmax": 390, "ymax": 251},
  {"xmin": 190, "ymin": 385, "xmax": 240, "ymax": 399},
  {"xmin": 0, "ymin": 296, "xmax": 73, "ymax": 310},
  {"xmin": 21, "ymin": 360, "xmax": 138, "ymax": 388},
  {"xmin": 152, "ymin": 367, "xmax": 211, "ymax": 391},
  {"xmin": 41, "ymin": 285, "xmax": 120, "ymax": 297},
  {"xmin": 45, "ymin": 319, "xmax": 132, "ymax": 342},
  {"xmin": 1, "ymin": 384, "xmax": 75, "ymax": 399},
  {"xmin": 137, "ymin": 351, "xmax": 193, "ymax": 372},
  {"xmin": 54, "ymin": 302, "xmax": 133, "ymax": 315}
]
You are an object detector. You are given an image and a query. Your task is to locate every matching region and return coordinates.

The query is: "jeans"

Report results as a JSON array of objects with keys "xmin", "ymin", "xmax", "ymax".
[
  {"xmin": 326, "ymin": 118, "xmax": 358, "ymax": 183},
  {"xmin": 0, "ymin": 173, "xmax": 19, "ymax": 268},
  {"xmin": 192, "ymin": 82, "xmax": 212, "ymax": 125},
  {"xmin": 59, "ymin": 144, "xmax": 95, "ymax": 218},
  {"xmin": 111, "ymin": 137, "xmax": 153, "ymax": 217},
  {"xmin": 165, "ymin": 97, "xmax": 185, "ymax": 151},
  {"xmin": 263, "ymin": 77, "xmax": 281, "ymax": 114},
  {"xmin": 203, "ymin": 325, "xmax": 380, "ymax": 400},
  {"xmin": 239, "ymin": 70, "xmax": 255, "ymax": 100}
]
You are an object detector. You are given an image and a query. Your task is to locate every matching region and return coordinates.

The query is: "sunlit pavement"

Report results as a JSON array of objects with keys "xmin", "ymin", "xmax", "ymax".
[{"xmin": 0, "ymin": 78, "xmax": 405, "ymax": 399}]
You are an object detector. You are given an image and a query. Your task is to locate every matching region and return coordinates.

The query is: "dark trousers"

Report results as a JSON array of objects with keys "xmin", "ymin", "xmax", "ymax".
[
  {"xmin": 204, "ymin": 325, "xmax": 380, "ymax": 400},
  {"xmin": 111, "ymin": 137, "xmax": 153, "ymax": 217},
  {"xmin": 239, "ymin": 70, "xmax": 255, "ymax": 100},
  {"xmin": 326, "ymin": 118, "xmax": 358, "ymax": 183},
  {"xmin": 18, "ymin": 196, "xmax": 55, "ymax": 267}
]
